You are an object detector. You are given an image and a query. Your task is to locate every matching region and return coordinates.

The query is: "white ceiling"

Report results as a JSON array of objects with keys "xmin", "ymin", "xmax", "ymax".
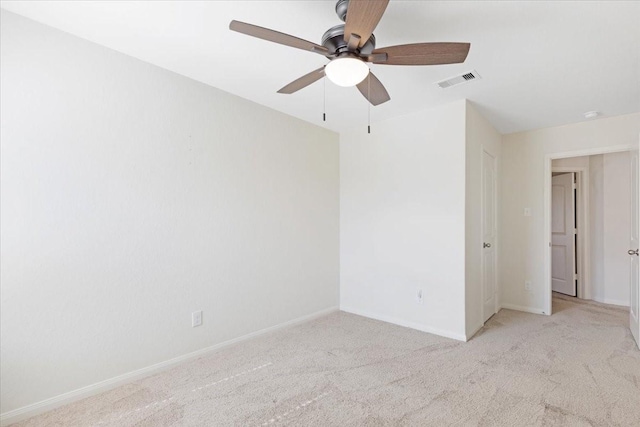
[{"xmin": 2, "ymin": 1, "xmax": 639, "ymax": 134}]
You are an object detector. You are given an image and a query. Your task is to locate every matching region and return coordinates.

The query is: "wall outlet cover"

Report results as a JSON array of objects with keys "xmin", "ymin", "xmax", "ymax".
[{"xmin": 192, "ymin": 310, "xmax": 203, "ymax": 327}]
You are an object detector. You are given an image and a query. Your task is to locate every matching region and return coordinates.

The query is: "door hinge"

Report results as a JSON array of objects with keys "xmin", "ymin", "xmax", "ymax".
[{"xmin": 574, "ymin": 228, "xmax": 577, "ymax": 235}]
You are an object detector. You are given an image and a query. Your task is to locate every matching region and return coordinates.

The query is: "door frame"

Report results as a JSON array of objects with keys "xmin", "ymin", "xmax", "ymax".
[
  {"xmin": 481, "ymin": 147, "xmax": 499, "ymax": 322},
  {"xmin": 630, "ymin": 148, "xmax": 640, "ymax": 349},
  {"xmin": 544, "ymin": 144, "xmax": 637, "ymax": 315},
  {"xmin": 551, "ymin": 167, "xmax": 588, "ymax": 299}
]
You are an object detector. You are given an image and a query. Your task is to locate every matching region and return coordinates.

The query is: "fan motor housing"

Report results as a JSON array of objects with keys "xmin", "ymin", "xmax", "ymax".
[{"xmin": 321, "ymin": 24, "xmax": 376, "ymax": 55}]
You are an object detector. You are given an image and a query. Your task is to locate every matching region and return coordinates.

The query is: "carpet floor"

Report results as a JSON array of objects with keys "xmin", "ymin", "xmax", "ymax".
[{"xmin": 12, "ymin": 295, "xmax": 640, "ymax": 426}]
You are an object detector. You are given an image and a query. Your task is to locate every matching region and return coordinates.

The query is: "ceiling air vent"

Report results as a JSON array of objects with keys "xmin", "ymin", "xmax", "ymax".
[{"xmin": 436, "ymin": 70, "xmax": 481, "ymax": 89}]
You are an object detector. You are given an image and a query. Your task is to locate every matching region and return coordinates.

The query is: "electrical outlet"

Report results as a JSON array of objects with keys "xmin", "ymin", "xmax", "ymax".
[
  {"xmin": 525, "ymin": 281, "xmax": 532, "ymax": 291},
  {"xmin": 416, "ymin": 288, "xmax": 423, "ymax": 304},
  {"xmin": 192, "ymin": 310, "xmax": 203, "ymax": 327},
  {"xmin": 524, "ymin": 208, "xmax": 532, "ymax": 217}
]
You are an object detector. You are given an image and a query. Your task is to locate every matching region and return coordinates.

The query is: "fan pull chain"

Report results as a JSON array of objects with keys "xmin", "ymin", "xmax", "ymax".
[
  {"xmin": 323, "ymin": 74, "xmax": 326, "ymax": 122},
  {"xmin": 367, "ymin": 75, "xmax": 371, "ymax": 134}
]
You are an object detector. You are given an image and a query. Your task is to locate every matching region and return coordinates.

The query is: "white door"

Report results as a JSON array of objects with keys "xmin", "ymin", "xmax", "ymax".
[
  {"xmin": 551, "ymin": 173, "xmax": 577, "ymax": 296},
  {"xmin": 482, "ymin": 150, "xmax": 497, "ymax": 322},
  {"xmin": 629, "ymin": 150, "xmax": 639, "ymax": 348}
]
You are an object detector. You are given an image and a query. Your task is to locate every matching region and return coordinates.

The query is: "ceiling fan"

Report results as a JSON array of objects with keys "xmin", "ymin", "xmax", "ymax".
[{"xmin": 229, "ymin": 0, "xmax": 470, "ymax": 106}]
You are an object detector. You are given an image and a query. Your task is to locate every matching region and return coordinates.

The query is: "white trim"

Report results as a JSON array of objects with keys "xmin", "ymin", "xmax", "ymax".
[
  {"xmin": 500, "ymin": 304, "xmax": 547, "ymax": 315},
  {"xmin": 544, "ymin": 144, "xmax": 636, "ymax": 316},
  {"xmin": 466, "ymin": 323, "xmax": 484, "ymax": 341},
  {"xmin": 591, "ymin": 297, "xmax": 630, "ymax": 307},
  {"xmin": 550, "ymin": 145, "xmax": 636, "ymax": 160},
  {"xmin": 340, "ymin": 306, "xmax": 467, "ymax": 342},
  {"xmin": 0, "ymin": 306, "xmax": 339, "ymax": 427}
]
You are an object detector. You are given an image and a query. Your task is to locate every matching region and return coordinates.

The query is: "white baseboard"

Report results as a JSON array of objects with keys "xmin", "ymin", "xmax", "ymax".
[
  {"xmin": 0, "ymin": 306, "xmax": 338, "ymax": 427},
  {"xmin": 465, "ymin": 323, "xmax": 484, "ymax": 341},
  {"xmin": 500, "ymin": 303, "xmax": 546, "ymax": 315},
  {"xmin": 591, "ymin": 297, "xmax": 629, "ymax": 307},
  {"xmin": 340, "ymin": 306, "xmax": 466, "ymax": 342}
]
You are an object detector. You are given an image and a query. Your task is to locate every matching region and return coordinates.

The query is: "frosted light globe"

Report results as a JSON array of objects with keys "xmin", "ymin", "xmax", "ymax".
[{"xmin": 325, "ymin": 57, "xmax": 369, "ymax": 87}]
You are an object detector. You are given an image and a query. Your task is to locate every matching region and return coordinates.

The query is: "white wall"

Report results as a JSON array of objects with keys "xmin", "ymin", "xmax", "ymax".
[
  {"xmin": 552, "ymin": 156, "xmax": 590, "ymax": 169},
  {"xmin": 0, "ymin": 11, "xmax": 339, "ymax": 416},
  {"xmin": 340, "ymin": 100, "xmax": 468, "ymax": 341},
  {"xmin": 501, "ymin": 113, "xmax": 640, "ymax": 313},
  {"xmin": 465, "ymin": 102, "xmax": 501, "ymax": 337}
]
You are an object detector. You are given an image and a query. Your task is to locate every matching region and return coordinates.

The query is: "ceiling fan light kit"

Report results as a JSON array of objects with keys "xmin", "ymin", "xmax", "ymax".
[
  {"xmin": 230, "ymin": 0, "xmax": 471, "ymax": 126},
  {"xmin": 325, "ymin": 55, "xmax": 369, "ymax": 87}
]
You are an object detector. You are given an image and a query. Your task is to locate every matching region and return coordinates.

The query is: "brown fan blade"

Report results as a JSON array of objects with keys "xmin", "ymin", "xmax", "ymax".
[
  {"xmin": 344, "ymin": 0, "xmax": 389, "ymax": 48},
  {"xmin": 230, "ymin": 20, "xmax": 329, "ymax": 56},
  {"xmin": 370, "ymin": 42, "xmax": 470, "ymax": 65},
  {"xmin": 356, "ymin": 72, "xmax": 390, "ymax": 106},
  {"xmin": 278, "ymin": 67, "xmax": 325, "ymax": 94}
]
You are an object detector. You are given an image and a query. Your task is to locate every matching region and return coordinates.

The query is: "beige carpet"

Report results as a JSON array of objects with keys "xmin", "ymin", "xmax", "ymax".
[{"xmin": 12, "ymin": 295, "xmax": 640, "ymax": 426}]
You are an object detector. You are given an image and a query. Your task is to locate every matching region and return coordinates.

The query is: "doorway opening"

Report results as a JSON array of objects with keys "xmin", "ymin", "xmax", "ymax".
[
  {"xmin": 551, "ymin": 171, "xmax": 580, "ymax": 298},
  {"xmin": 545, "ymin": 146, "xmax": 637, "ymax": 316}
]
